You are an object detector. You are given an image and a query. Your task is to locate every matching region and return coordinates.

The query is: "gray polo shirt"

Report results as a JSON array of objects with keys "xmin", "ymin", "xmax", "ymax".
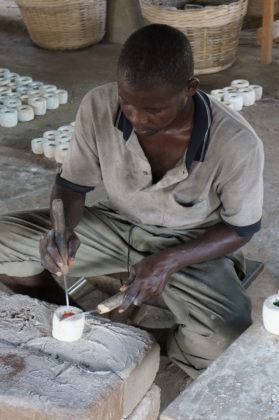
[{"xmin": 58, "ymin": 82, "xmax": 264, "ymax": 236}]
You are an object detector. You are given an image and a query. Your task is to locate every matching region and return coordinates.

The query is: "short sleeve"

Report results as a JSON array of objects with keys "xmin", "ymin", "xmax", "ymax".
[
  {"xmin": 60, "ymin": 91, "xmax": 102, "ymax": 188},
  {"xmin": 218, "ymin": 140, "xmax": 264, "ymax": 236}
]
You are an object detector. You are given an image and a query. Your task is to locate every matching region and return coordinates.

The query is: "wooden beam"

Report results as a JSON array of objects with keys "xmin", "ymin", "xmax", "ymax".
[{"xmin": 261, "ymin": 0, "xmax": 275, "ymax": 64}]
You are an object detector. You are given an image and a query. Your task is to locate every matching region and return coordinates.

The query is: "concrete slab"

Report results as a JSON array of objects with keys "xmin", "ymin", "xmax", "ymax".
[
  {"xmin": 0, "ymin": 292, "xmax": 160, "ymax": 419},
  {"xmin": 161, "ymin": 321, "xmax": 279, "ymax": 420}
]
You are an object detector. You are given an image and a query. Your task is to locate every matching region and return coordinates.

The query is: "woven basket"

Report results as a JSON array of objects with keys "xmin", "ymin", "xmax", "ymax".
[
  {"xmin": 139, "ymin": 0, "xmax": 248, "ymax": 74},
  {"xmin": 15, "ymin": 0, "xmax": 107, "ymax": 50}
]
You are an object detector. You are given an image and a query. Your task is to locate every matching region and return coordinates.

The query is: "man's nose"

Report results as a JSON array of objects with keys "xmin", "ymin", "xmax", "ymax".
[{"xmin": 129, "ymin": 108, "xmax": 148, "ymax": 126}]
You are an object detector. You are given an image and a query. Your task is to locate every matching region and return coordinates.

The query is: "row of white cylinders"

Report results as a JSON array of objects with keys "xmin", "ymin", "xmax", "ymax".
[
  {"xmin": 210, "ymin": 80, "xmax": 263, "ymax": 111},
  {"xmin": 0, "ymin": 68, "xmax": 68, "ymax": 127},
  {"xmin": 31, "ymin": 123, "xmax": 75, "ymax": 163}
]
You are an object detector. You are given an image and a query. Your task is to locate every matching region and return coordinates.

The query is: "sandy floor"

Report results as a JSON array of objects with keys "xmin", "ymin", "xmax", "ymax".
[{"xmin": 0, "ymin": 0, "xmax": 279, "ymax": 412}]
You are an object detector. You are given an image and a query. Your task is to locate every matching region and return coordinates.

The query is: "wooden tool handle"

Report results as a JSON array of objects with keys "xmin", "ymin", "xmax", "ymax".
[
  {"xmin": 97, "ymin": 292, "xmax": 125, "ymax": 314},
  {"xmin": 52, "ymin": 199, "xmax": 68, "ymax": 275}
]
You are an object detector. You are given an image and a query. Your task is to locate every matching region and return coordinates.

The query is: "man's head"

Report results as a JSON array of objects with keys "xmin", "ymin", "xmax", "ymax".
[
  {"xmin": 117, "ymin": 24, "xmax": 194, "ymax": 92},
  {"xmin": 117, "ymin": 24, "xmax": 199, "ymax": 136}
]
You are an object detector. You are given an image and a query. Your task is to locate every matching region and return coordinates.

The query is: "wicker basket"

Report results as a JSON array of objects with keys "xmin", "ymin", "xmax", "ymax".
[
  {"xmin": 139, "ymin": 0, "xmax": 248, "ymax": 74},
  {"xmin": 15, "ymin": 0, "xmax": 107, "ymax": 50}
]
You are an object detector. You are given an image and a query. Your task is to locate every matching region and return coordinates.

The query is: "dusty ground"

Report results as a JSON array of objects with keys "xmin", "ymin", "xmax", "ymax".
[{"xmin": 0, "ymin": 0, "xmax": 279, "ymax": 413}]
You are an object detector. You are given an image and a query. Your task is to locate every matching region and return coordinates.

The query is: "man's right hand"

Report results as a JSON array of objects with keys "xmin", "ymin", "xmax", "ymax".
[{"xmin": 39, "ymin": 228, "xmax": 80, "ymax": 276}]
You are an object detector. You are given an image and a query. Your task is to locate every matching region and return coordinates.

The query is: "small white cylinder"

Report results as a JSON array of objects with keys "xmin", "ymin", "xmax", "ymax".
[
  {"xmin": 0, "ymin": 76, "xmax": 11, "ymax": 86},
  {"xmin": 43, "ymin": 140, "xmax": 56, "ymax": 158},
  {"xmin": 44, "ymin": 93, "xmax": 59, "ymax": 109},
  {"xmin": 9, "ymin": 73, "xmax": 20, "ymax": 83},
  {"xmin": 20, "ymin": 94, "xmax": 29, "ymax": 105},
  {"xmin": 238, "ymin": 87, "xmax": 256, "ymax": 106},
  {"xmin": 16, "ymin": 85, "xmax": 30, "ymax": 95},
  {"xmin": 18, "ymin": 105, "xmax": 34, "ymax": 122},
  {"xmin": 0, "ymin": 86, "xmax": 12, "ymax": 95},
  {"xmin": 39, "ymin": 84, "xmax": 57, "ymax": 94},
  {"xmin": 31, "ymin": 138, "xmax": 45, "ymax": 154},
  {"xmin": 0, "ymin": 105, "xmax": 7, "ymax": 112},
  {"xmin": 55, "ymin": 143, "xmax": 69, "ymax": 163},
  {"xmin": 222, "ymin": 86, "xmax": 238, "ymax": 94},
  {"xmin": 18, "ymin": 76, "xmax": 33, "ymax": 85},
  {"xmin": 231, "ymin": 79, "xmax": 249, "ymax": 89},
  {"xmin": 29, "ymin": 81, "xmax": 44, "ymax": 89},
  {"xmin": 43, "ymin": 130, "xmax": 58, "ymax": 140},
  {"xmin": 223, "ymin": 92, "xmax": 243, "ymax": 111},
  {"xmin": 70, "ymin": 121, "xmax": 75, "ymax": 127},
  {"xmin": 55, "ymin": 132, "xmax": 72, "ymax": 143},
  {"xmin": 0, "ymin": 68, "xmax": 10, "ymax": 76},
  {"xmin": 28, "ymin": 97, "xmax": 47, "ymax": 116},
  {"xmin": 210, "ymin": 89, "xmax": 224, "ymax": 101},
  {"xmin": 223, "ymin": 101, "xmax": 235, "ymax": 110},
  {"xmin": 52, "ymin": 306, "xmax": 85, "ymax": 342},
  {"xmin": 250, "ymin": 85, "xmax": 263, "ymax": 101},
  {"xmin": 9, "ymin": 92, "xmax": 21, "ymax": 99},
  {"xmin": 3, "ymin": 97, "xmax": 22, "ymax": 108},
  {"xmin": 263, "ymin": 295, "xmax": 279, "ymax": 335},
  {"xmin": 0, "ymin": 95, "xmax": 8, "ymax": 104},
  {"xmin": 27, "ymin": 89, "xmax": 41, "ymax": 97},
  {"xmin": 7, "ymin": 82, "xmax": 18, "ymax": 91},
  {"xmin": 57, "ymin": 89, "xmax": 68, "ymax": 104},
  {"xmin": 0, "ymin": 108, "xmax": 18, "ymax": 127},
  {"xmin": 57, "ymin": 125, "xmax": 74, "ymax": 134}
]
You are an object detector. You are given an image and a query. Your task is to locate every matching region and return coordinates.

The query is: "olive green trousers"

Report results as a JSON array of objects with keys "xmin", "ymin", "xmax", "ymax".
[{"xmin": 0, "ymin": 207, "xmax": 252, "ymax": 378}]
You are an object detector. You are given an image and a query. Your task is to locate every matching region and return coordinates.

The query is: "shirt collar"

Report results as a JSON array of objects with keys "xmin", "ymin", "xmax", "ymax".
[{"xmin": 114, "ymin": 89, "xmax": 213, "ymax": 172}]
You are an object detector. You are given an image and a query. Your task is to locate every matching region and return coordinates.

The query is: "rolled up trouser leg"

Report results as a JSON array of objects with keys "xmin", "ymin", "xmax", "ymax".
[{"xmin": 163, "ymin": 257, "xmax": 252, "ymax": 379}]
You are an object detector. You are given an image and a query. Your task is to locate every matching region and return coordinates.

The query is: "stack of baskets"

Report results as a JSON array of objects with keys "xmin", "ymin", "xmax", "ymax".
[
  {"xmin": 139, "ymin": 0, "xmax": 248, "ymax": 74},
  {"xmin": 15, "ymin": 0, "xmax": 107, "ymax": 50}
]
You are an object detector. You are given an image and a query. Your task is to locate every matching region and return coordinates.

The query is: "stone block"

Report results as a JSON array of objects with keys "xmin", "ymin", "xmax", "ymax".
[
  {"xmin": 0, "ymin": 293, "xmax": 160, "ymax": 419},
  {"xmin": 123, "ymin": 384, "xmax": 161, "ymax": 420},
  {"xmin": 160, "ymin": 322, "xmax": 279, "ymax": 420},
  {"xmin": 0, "ymin": 341, "xmax": 123, "ymax": 420}
]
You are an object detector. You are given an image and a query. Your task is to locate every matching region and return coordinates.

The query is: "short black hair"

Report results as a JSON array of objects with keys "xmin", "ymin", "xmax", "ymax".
[{"xmin": 117, "ymin": 24, "xmax": 194, "ymax": 92}]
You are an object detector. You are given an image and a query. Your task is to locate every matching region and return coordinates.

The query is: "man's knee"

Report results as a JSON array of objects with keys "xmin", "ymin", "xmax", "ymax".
[{"xmin": 167, "ymin": 305, "xmax": 252, "ymax": 378}]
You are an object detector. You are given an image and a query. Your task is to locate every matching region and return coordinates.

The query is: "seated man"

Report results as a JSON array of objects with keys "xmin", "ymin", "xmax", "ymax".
[{"xmin": 0, "ymin": 24, "xmax": 264, "ymax": 379}]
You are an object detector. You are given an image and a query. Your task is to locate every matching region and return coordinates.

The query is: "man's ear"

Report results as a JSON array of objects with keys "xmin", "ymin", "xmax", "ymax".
[{"xmin": 185, "ymin": 77, "xmax": 200, "ymax": 97}]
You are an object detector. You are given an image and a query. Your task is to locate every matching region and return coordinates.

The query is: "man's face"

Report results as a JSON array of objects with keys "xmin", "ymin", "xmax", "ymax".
[{"xmin": 117, "ymin": 78, "xmax": 190, "ymax": 137}]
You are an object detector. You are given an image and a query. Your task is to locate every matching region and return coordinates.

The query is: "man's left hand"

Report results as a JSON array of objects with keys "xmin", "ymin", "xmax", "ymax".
[{"xmin": 118, "ymin": 253, "xmax": 172, "ymax": 312}]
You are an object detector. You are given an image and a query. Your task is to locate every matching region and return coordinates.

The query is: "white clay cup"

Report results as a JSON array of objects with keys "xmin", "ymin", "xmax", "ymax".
[
  {"xmin": 223, "ymin": 92, "xmax": 243, "ymax": 111},
  {"xmin": 52, "ymin": 306, "xmax": 85, "ymax": 342},
  {"xmin": 238, "ymin": 87, "xmax": 256, "ymax": 106},
  {"xmin": 31, "ymin": 138, "xmax": 45, "ymax": 154},
  {"xmin": 44, "ymin": 93, "xmax": 59, "ymax": 110},
  {"xmin": 231, "ymin": 79, "xmax": 249, "ymax": 89},
  {"xmin": 0, "ymin": 108, "xmax": 18, "ymax": 127},
  {"xmin": 43, "ymin": 130, "xmax": 58, "ymax": 140},
  {"xmin": 43, "ymin": 140, "xmax": 56, "ymax": 158},
  {"xmin": 18, "ymin": 105, "xmax": 34, "ymax": 122},
  {"xmin": 57, "ymin": 89, "xmax": 68, "ymax": 104},
  {"xmin": 28, "ymin": 96, "xmax": 47, "ymax": 116},
  {"xmin": 55, "ymin": 143, "xmax": 69, "ymax": 163},
  {"xmin": 250, "ymin": 85, "xmax": 263, "ymax": 101},
  {"xmin": 210, "ymin": 89, "xmax": 225, "ymax": 101},
  {"xmin": 263, "ymin": 294, "xmax": 279, "ymax": 335}
]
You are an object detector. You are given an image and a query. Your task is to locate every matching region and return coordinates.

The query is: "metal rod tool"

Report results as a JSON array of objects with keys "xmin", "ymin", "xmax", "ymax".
[
  {"xmin": 52, "ymin": 198, "xmax": 70, "ymax": 310},
  {"xmin": 60, "ymin": 292, "xmax": 125, "ymax": 322}
]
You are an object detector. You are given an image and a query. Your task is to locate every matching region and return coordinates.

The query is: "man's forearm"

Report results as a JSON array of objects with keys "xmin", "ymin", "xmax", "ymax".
[
  {"xmin": 156, "ymin": 223, "xmax": 252, "ymax": 276},
  {"xmin": 50, "ymin": 184, "xmax": 86, "ymax": 229}
]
